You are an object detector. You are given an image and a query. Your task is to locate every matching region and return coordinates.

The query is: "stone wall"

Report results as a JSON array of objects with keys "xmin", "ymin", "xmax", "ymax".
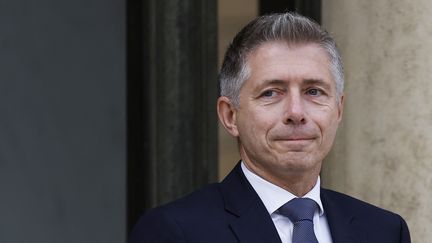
[{"xmin": 322, "ymin": 1, "xmax": 432, "ymax": 241}]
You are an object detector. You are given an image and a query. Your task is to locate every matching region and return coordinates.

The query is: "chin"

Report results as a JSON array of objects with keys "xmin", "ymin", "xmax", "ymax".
[{"xmin": 276, "ymin": 156, "xmax": 321, "ymax": 172}]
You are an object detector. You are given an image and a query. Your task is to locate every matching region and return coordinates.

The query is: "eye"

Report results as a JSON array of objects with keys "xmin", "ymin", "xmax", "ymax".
[
  {"xmin": 306, "ymin": 88, "xmax": 322, "ymax": 96},
  {"xmin": 261, "ymin": 90, "xmax": 276, "ymax": 97}
]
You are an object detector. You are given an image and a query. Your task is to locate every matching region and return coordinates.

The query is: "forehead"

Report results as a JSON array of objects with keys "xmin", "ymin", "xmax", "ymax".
[{"xmin": 245, "ymin": 41, "xmax": 333, "ymax": 86}]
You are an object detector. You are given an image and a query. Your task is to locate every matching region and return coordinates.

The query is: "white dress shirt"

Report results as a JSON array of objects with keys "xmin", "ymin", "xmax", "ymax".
[{"xmin": 241, "ymin": 162, "xmax": 333, "ymax": 243}]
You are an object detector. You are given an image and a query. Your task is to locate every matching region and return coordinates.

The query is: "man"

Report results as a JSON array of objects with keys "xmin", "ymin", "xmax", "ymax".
[{"xmin": 130, "ymin": 12, "xmax": 410, "ymax": 243}]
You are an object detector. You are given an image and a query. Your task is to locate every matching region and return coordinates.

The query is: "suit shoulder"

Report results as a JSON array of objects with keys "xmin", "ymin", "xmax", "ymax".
[
  {"xmin": 131, "ymin": 184, "xmax": 223, "ymax": 227},
  {"xmin": 322, "ymin": 188, "xmax": 410, "ymax": 230},
  {"xmin": 322, "ymin": 188, "xmax": 411, "ymax": 242},
  {"xmin": 129, "ymin": 183, "xmax": 234, "ymax": 243},
  {"xmin": 322, "ymin": 188, "xmax": 398, "ymax": 216},
  {"xmin": 162, "ymin": 183, "xmax": 224, "ymax": 214}
]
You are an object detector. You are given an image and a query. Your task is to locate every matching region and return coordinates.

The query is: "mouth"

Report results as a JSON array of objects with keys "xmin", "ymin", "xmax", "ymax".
[
  {"xmin": 274, "ymin": 136, "xmax": 316, "ymax": 141},
  {"xmin": 275, "ymin": 138, "xmax": 315, "ymax": 144},
  {"xmin": 273, "ymin": 137, "xmax": 316, "ymax": 150}
]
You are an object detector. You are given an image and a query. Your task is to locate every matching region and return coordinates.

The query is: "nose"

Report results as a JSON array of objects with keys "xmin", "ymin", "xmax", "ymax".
[{"xmin": 283, "ymin": 93, "xmax": 306, "ymax": 125}]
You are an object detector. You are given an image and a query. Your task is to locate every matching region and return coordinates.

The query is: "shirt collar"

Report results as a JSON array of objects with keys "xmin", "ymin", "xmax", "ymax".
[{"xmin": 241, "ymin": 161, "xmax": 324, "ymax": 216}]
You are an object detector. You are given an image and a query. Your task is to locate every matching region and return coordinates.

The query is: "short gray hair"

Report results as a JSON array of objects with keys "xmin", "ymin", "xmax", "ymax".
[{"xmin": 218, "ymin": 12, "xmax": 344, "ymax": 107}]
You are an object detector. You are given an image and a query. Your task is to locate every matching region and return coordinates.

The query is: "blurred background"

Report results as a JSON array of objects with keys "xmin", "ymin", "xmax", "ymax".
[{"xmin": 1, "ymin": 0, "xmax": 430, "ymax": 242}]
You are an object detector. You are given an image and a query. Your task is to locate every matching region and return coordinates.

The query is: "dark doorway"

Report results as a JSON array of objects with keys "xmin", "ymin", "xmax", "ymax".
[
  {"xmin": 259, "ymin": 0, "xmax": 321, "ymax": 24},
  {"xmin": 126, "ymin": 0, "xmax": 218, "ymax": 232}
]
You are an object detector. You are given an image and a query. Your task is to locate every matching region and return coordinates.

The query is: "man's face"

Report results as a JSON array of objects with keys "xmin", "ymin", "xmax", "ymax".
[{"xmin": 219, "ymin": 42, "xmax": 343, "ymax": 181}]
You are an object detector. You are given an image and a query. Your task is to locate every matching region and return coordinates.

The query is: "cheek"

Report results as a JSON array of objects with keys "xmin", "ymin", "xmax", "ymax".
[
  {"xmin": 320, "ymin": 116, "xmax": 340, "ymax": 143},
  {"xmin": 312, "ymin": 109, "xmax": 340, "ymax": 136},
  {"xmin": 252, "ymin": 113, "xmax": 276, "ymax": 133},
  {"xmin": 238, "ymin": 111, "xmax": 273, "ymax": 140}
]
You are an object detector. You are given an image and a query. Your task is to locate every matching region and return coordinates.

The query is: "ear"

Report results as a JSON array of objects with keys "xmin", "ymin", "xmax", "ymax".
[
  {"xmin": 217, "ymin": 96, "xmax": 239, "ymax": 137},
  {"xmin": 337, "ymin": 94, "xmax": 345, "ymax": 123}
]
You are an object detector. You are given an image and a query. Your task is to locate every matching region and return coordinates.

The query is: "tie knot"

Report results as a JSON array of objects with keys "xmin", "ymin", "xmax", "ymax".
[{"xmin": 279, "ymin": 198, "xmax": 317, "ymax": 223}]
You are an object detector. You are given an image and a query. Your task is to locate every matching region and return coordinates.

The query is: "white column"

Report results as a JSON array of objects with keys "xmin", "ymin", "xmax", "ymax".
[{"xmin": 322, "ymin": 1, "xmax": 432, "ymax": 241}]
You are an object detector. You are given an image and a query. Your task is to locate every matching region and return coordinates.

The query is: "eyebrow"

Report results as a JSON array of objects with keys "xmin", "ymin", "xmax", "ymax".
[
  {"xmin": 260, "ymin": 79, "xmax": 286, "ymax": 86},
  {"xmin": 252, "ymin": 80, "xmax": 285, "ymax": 95},
  {"xmin": 303, "ymin": 79, "xmax": 332, "ymax": 90}
]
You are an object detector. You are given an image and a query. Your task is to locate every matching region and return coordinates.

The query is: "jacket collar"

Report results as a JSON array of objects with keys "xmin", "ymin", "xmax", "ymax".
[
  {"xmin": 321, "ymin": 188, "xmax": 360, "ymax": 243},
  {"xmin": 219, "ymin": 162, "xmax": 282, "ymax": 243},
  {"xmin": 219, "ymin": 163, "xmax": 361, "ymax": 243}
]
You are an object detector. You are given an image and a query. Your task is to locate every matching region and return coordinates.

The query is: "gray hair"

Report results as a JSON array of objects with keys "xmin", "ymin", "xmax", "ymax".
[{"xmin": 218, "ymin": 12, "xmax": 344, "ymax": 107}]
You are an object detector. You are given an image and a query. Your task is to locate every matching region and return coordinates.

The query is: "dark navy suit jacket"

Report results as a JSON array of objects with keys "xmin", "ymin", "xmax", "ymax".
[{"xmin": 130, "ymin": 163, "xmax": 411, "ymax": 243}]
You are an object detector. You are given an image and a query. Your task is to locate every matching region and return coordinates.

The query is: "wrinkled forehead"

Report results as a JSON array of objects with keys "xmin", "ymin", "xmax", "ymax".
[
  {"xmin": 245, "ymin": 41, "xmax": 332, "ymax": 66},
  {"xmin": 244, "ymin": 41, "xmax": 333, "ymax": 80}
]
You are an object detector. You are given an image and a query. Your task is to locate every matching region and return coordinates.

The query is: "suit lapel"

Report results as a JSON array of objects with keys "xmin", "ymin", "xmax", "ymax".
[
  {"xmin": 219, "ymin": 164, "xmax": 363, "ymax": 243},
  {"xmin": 220, "ymin": 163, "xmax": 282, "ymax": 243},
  {"xmin": 321, "ymin": 189, "xmax": 361, "ymax": 243}
]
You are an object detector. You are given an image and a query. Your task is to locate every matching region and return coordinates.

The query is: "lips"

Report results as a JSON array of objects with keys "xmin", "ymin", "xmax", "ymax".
[
  {"xmin": 273, "ymin": 134, "xmax": 317, "ymax": 141},
  {"xmin": 273, "ymin": 138, "xmax": 316, "ymax": 146},
  {"xmin": 275, "ymin": 137, "xmax": 316, "ymax": 141},
  {"xmin": 271, "ymin": 132, "xmax": 318, "ymax": 151},
  {"xmin": 271, "ymin": 128, "xmax": 318, "ymax": 144},
  {"xmin": 272, "ymin": 136, "xmax": 316, "ymax": 151}
]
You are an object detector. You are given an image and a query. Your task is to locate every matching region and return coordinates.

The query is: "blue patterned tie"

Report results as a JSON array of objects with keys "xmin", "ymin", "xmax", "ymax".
[{"xmin": 279, "ymin": 198, "xmax": 319, "ymax": 243}]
